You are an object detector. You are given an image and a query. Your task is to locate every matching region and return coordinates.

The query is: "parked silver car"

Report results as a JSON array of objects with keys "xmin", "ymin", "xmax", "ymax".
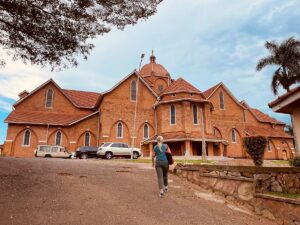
[
  {"xmin": 97, "ymin": 142, "xmax": 141, "ymax": 159},
  {"xmin": 35, "ymin": 145, "xmax": 72, "ymax": 158}
]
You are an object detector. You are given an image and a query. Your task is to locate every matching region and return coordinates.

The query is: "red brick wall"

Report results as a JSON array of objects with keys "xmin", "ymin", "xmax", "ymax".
[{"xmin": 98, "ymin": 74, "xmax": 156, "ymax": 148}]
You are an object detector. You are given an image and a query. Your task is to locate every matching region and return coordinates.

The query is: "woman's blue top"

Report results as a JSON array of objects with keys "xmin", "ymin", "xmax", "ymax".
[{"xmin": 154, "ymin": 144, "xmax": 168, "ymax": 161}]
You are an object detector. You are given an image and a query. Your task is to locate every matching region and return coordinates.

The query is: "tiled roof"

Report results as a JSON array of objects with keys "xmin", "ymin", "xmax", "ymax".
[
  {"xmin": 245, "ymin": 125, "xmax": 293, "ymax": 139},
  {"xmin": 250, "ymin": 108, "xmax": 285, "ymax": 125},
  {"xmin": 143, "ymin": 131, "xmax": 222, "ymax": 143},
  {"xmin": 268, "ymin": 85, "xmax": 300, "ymax": 107},
  {"xmin": 4, "ymin": 110, "xmax": 97, "ymax": 126},
  {"xmin": 62, "ymin": 89, "xmax": 101, "ymax": 108},
  {"xmin": 203, "ymin": 83, "xmax": 221, "ymax": 98},
  {"xmin": 162, "ymin": 78, "xmax": 202, "ymax": 95}
]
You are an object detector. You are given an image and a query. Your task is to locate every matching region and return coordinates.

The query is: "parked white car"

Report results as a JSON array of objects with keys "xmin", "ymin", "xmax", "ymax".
[
  {"xmin": 97, "ymin": 142, "xmax": 141, "ymax": 159},
  {"xmin": 35, "ymin": 145, "xmax": 72, "ymax": 158}
]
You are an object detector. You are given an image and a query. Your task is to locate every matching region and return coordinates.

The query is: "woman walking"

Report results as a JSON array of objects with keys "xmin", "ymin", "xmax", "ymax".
[{"xmin": 152, "ymin": 136, "xmax": 171, "ymax": 198}]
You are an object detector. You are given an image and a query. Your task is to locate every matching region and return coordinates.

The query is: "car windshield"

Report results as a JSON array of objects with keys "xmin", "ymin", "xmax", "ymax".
[{"xmin": 102, "ymin": 143, "xmax": 111, "ymax": 147}]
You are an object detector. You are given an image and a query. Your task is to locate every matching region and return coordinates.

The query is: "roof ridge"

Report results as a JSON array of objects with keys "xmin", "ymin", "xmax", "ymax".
[{"xmin": 62, "ymin": 89, "xmax": 101, "ymax": 95}]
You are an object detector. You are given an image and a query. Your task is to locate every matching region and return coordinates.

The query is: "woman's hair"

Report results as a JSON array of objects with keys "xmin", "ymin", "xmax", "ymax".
[{"xmin": 156, "ymin": 136, "xmax": 163, "ymax": 143}]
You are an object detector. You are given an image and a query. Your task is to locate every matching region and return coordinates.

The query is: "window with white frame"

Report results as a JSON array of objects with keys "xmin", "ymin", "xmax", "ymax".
[
  {"xmin": 45, "ymin": 88, "xmax": 54, "ymax": 108},
  {"xmin": 231, "ymin": 129, "xmax": 237, "ymax": 143},
  {"xmin": 193, "ymin": 104, "xmax": 198, "ymax": 124},
  {"xmin": 143, "ymin": 123, "xmax": 149, "ymax": 139},
  {"xmin": 170, "ymin": 105, "xmax": 176, "ymax": 125},
  {"xmin": 23, "ymin": 130, "xmax": 31, "ymax": 146},
  {"xmin": 267, "ymin": 140, "xmax": 272, "ymax": 152},
  {"xmin": 219, "ymin": 91, "xmax": 225, "ymax": 109},
  {"xmin": 131, "ymin": 80, "xmax": 137, "ymax": 101},
  {"xmin": 55, "ymin": 131, "xmax": 62, "ymax": 146},
  {"xmin": 84, "ymin": 132, "xmax": 90, "ymax": 146},
  {"xmin": 117, "ymin": 122, "xmax": 123, "ymax": 138}
]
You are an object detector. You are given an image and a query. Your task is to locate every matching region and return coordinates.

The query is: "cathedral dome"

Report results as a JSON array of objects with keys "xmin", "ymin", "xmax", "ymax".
[{"xmin": 140, "ymin": 53, "xmax": 170, "ymax": 78}]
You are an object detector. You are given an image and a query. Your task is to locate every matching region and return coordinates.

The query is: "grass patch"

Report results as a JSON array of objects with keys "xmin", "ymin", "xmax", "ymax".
[
  {"xmin": 265, "ymin": 191, "xmax": 300, "ymax": 199},
  {"xmin": 271, "ymin": 160, "xmax": 290, "ymax": 166}
]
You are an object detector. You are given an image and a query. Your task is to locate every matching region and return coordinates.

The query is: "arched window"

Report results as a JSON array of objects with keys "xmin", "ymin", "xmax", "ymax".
[
  {"xmin": 117, "ymin": 122, "xmax": 123, "ymax": 138},
  {"xmin": 23, "ymin": 130, "xmax": 31, "ymax": 146},
  {"xmin": 55, "ymin": 131, "xmax": 62, "ymax": 146},
  {"xmin": 231, "ymin": 129, "xmax": 236, "ymax": 143},
  {"xmin": 131, "ymin": 80, "xmax": 137, "ymax": 101},
  {"xmin": 45, "ymin": 88, "xmax": 54, "ymax": 108},
  {"xmin": 193, "ymin": 105, "xmax": 198, "ymax": 124},
  {"xmin": 143, "ymin": 124, "xmax": 149, "ymax": 139},
  {"xmin": 219, "ymin": 91, "xmax": 225, "ymax": 109},
  {"xmin": 170, "ymin": 105, "xmax": 176, "ymax": 125},
  {"xmin": 84, "ymin": 132, "xmax": 90, "ymax": 146}
]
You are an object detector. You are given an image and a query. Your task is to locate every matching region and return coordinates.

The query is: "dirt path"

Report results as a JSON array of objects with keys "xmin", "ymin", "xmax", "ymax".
[{"xmin": 0, "ymin": 158, "xmax": 276, "ymax": 225}]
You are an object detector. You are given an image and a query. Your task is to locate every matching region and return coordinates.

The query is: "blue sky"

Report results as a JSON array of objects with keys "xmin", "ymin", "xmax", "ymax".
[{"xmin": 0, "ymin": 0, "xmax": 299, "ymax": 143}]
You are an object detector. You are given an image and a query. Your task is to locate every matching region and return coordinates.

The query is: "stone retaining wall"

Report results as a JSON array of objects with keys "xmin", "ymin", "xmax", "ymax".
[{"xmin": 174, "ymin": 164, "xmax": 300, "ymax": 224}]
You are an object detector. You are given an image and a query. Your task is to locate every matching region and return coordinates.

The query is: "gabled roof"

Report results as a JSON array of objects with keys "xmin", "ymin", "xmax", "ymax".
[
  {"xmin": 4, "ymin": 110, "xmax": 99, "ymax": 126},
  {"xmin": 13, "ymin": 79, "xmax": 101, "ymax": 109},
  {"xmin": 245, "ymin": 125, "xmax": 292, "ymax": 139},
  {"xmin": 62, "ymin": 89, "xmax": 101, "ymax": 109},
  {"xmin": 203, "ymin": 82, "xmax": 222, "ymax": 98},
  {"xmin": 161, "ymin": 78, "xmax": 203, "ymax": 96},
  {"xmin": 203, "ymin": 82, "xmax": 246, "ymax": 109},
  {"xmin": 96, "ymin": 70, "xmax": 158, "ymax": 107},
  {"xmin": 250, "ymin": 108, "xmax": 285, "ymax": 125}
]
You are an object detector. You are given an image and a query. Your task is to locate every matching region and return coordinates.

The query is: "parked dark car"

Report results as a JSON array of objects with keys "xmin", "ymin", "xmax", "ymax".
[{"xmin": 75, "ymin": 146, "xmax": 98, "ymax": 159}]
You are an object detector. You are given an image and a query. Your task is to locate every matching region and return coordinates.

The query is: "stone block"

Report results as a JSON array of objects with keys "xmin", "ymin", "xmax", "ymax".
[
  {"xmin": 222, "ymin": 180, "xmax": 236, "ymax": 195},
  {"xmin": 237, "ymin": 182, "xmax": 253, "ymax": 201},
  {"xmin": 270, "ymin": 181, "xmax": 282, "ymax": 192}
]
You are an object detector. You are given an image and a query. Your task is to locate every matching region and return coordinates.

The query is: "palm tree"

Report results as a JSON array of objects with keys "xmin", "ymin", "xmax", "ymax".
[{"xmin": 256, "ymin": 37, "xmax": 300, "ymax": 95}]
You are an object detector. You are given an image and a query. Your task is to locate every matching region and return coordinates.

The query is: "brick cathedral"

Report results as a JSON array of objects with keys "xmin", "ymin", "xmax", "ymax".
[{"xmin": 3, "ymin": 53, "xmax": 294, "ymax": 159}]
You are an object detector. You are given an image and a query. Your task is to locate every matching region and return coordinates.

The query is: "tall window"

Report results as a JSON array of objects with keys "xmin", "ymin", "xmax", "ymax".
[
  {"xmin": 219, "ymin": 91, "xmax": 225, "ymax": 109},
  {"xmin": 84, "ymin": 132, "xmax": 90, "ymax": 146},
  {"xmin": 193, "ymin": 105, "xmax": 198, "ymax": 124},
  {"xmin": 131, "ymin": 80, "xmax": 137, "ymax": 101},
  {"xmin": 23, "ymin": 130, "xmax": 31, "ymax": 146},
  {"xmin": 231, "ymin": 129, "xmax": 236, "ymax": 143},
  {"xmin": 55, "ymin": 131, "xmax": 62, "ymax": 146},
  {"xmin": 117, "ymin": 122, "xmax": 123, "ymax": 138},
  {"xmin": 170, "ymin": 105, "xmax": 176, "ymax": 125},
  {"xmin": 267, "ymin": 140, "xmax": 272, "ymax": 152},
  {"xmin": 143, "ymin": 124, "xmax": 149, "ymax": 139},
  {"xmin": 45, "ymin": 89, "xmax": 54, "ymax": 108}
]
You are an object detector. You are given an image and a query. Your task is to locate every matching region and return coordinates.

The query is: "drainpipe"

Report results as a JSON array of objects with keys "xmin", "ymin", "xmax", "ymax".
[
  {"xmin": 46, "ymin": 124, "xmax": 49, "ymax": 144},
  {"xmin": 200, "ymin": 106, "xmax": 207, "ymax": 161},
  {"xmin": 97, "ymin": 111, "xmax": 100, "ymax": 146}
]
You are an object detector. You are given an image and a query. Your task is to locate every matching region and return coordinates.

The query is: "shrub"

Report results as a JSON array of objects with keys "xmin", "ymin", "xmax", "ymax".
[
  {"xmin": 243, "ymin": 136, "xmax": 267, "ymax": 166},
  {"xmin": 289, "ymin": 156, "xmax": 300, "ymax": 167}
]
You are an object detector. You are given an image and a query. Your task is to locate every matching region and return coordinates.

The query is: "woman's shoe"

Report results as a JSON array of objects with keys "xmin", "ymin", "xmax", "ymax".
[
  {"xmin": 159, "ymin": 192, "xmax": 164, "ymax": 198},
  {"xmin": 164, "ymin": 186, "xmax": 169, "ymax": 193}
]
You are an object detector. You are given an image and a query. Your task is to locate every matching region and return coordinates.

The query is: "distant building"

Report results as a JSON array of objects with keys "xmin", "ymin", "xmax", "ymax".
[
  {"xmin": 269, "ymin": 86, "xmax": 300, "ymax": 156},
  {"xmin": 2, "ymin": 53, "xmax": 294, "ymax": 159}
]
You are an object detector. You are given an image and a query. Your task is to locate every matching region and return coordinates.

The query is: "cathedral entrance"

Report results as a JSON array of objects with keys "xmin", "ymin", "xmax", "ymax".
[{"xmin": 192, "ymin": 142, "xmax": 207, "ymax": 156}]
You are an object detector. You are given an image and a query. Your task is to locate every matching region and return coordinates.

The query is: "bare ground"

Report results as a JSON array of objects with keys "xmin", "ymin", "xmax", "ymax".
[{"xmin": 0, "ymin": 157, "xmax": 276, "ymax": 225}]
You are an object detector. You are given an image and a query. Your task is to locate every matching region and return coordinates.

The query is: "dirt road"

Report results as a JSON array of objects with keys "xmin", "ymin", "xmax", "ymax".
[{"xmin": 0, "ymin": 158, "xmax": 275, "ymax": 225}]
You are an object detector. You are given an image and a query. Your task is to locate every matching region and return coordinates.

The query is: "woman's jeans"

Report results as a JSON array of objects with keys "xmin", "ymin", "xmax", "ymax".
[{"xmin": 155, "ymin": 160, "xmax": 169, "ymax": 189}]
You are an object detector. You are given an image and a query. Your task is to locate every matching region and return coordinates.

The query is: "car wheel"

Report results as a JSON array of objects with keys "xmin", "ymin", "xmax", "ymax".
[
  {"xmin": 133, "ymin": 151, "xmax": 139, "ymax": 159},
  {"xmin": 45, "ymin": 154, "xmax": 51, "ymax": 158},
  {"xmin": 105, "ymin": 152, "xmax": 113, "ymax": 160},
  {"xmin": 80, "ymin": 153, "xmax": 88, "ymax": 159}
]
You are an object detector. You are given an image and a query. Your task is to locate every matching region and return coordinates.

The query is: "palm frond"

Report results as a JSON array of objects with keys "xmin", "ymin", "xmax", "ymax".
[
  {"xmin": 271, "ymin": 68, "xmax": 281, "ymax": 95},
  {"xmin": 256, "ymin": 56, "xmax": 277, "ymax": 71}
]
